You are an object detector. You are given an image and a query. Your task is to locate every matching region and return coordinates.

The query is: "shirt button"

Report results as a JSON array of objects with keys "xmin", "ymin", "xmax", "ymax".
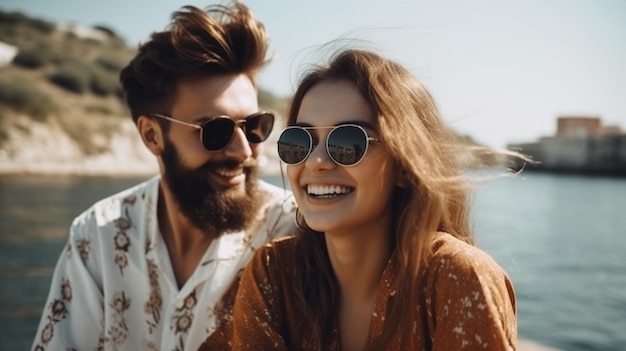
[{"xmin": 176, "ymin": 299, "xmax": 184, "ymax": 309}]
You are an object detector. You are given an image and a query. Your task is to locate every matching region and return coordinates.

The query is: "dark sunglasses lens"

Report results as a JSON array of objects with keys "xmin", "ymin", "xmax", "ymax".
[
  {"xmin": 246, "ymin": 113, "xmax": 275, "ymax": 143},
  {"xmin": 277, "ymin": 128, "xmax": 311, "ymax": 164},
  {"xmin": 202, "ymin": 118, "xmax": 235, "ymax": 150},
  {"xmin": 327, "ymin": 126, "xmax": 368, "ymax": 166}
]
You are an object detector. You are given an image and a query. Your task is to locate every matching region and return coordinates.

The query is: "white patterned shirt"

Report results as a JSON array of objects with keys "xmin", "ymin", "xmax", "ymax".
[{"xmin": 31, "ymin": 175, "xmax": 296, "ymax": 351}]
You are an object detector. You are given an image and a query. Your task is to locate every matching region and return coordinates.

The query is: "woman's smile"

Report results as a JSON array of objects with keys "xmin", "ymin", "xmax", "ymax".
[{"xmin": 306, "ymin": 184, "xmax": 353, "ymax": 198}]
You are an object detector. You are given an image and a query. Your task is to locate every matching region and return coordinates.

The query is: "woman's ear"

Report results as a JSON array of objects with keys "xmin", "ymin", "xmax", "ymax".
[
  {"xmin": 396, "ymin": 168, "xmax": 410, "ymax": 188},
  {"xmin": 137, "ymin": 115, "xmax": 164, "ymax": 156}
]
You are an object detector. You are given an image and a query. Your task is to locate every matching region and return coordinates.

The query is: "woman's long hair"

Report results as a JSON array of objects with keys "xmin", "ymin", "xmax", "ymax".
[{"xmin": 286, "ymin": 48, "xmax": 473, "ymax": 349}]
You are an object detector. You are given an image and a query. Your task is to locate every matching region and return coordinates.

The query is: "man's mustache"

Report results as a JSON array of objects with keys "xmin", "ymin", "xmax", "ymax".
[{"xmin": 200, "ymin": 157, "xmax": 258, "ymax": 172}]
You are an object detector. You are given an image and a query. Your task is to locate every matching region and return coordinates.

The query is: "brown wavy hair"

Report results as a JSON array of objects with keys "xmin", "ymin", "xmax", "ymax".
[
  {"xmin": 287, "ymin": 48, "xmax": 474, "ymax": 349},
  {"xmin": 119, "ymin": 2, "xmax": 269, "ymax": 123}
]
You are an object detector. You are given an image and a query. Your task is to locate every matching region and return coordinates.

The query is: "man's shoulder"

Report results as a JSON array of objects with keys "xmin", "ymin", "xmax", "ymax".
[
  {"xmin": 71, "ymin": 175, "xmax": 160, "ymax": 231},
  {"xmin": 257, "ymin": 179, "xmax": 292, "ymax": 204},
  {"xmin": 256, "ymin": 179, "xmax": 296, "ymax": 221}
]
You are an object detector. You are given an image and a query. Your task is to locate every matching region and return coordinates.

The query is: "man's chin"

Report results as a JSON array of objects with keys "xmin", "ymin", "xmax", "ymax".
[
  {"xmin": 220, "ymin": 185, "xmax": 250, "ymax": 203},
  {"xmin": 192, "ymin": 178, "xmax": 261, "ymax": 236}
]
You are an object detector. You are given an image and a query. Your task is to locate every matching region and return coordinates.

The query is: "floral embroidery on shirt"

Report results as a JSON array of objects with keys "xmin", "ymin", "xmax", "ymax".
[
  {"xmin": 49, "ymin": 299, "xmax": 68, "ymax": 322},
  {"xmin": 144, "ymin": 237, "xmax": 152, "ymax": 255},
  {"xmin": 113, "ymin": 210, "xmax": 132, "ymax": 275},
  {"xmin": 65, "ymin": 242, "xmax": 72, "ymax": 258},
  {"xmin": 143, "ymin": 340, "xmax": 159, "ymax": 351},
  {"xmin": 123, "ymin": 194, "xmax": 137, "ymax": 205},
  {"xmin": 145, "ymin": 259, "xmax": 162, "ymax": 333},
  {"xmin": 105, "ymin": 291, "xmax": 131, "ymax": 350},
  {"xmin": 171, "ymin": 290, "xmax": 197, "ymax": 351},
  {"xmin": 111, "ymin": 291, "xmax": 131, "ymax": 315},
  {"xmin": 207, "ymin": 270, "xmax": 241, "ymax": 332},
  {"xmin": 33, "ymin": 277, "xmax": 73, "ymax": 350},
  {"xmin": 114, "ymin": 251, "xmax": 128, "ymax": 274},
  {"xmin": 77, "ymin": 238, "xmax": 90, "ymax": 264},
  {"xmin": 115, "ymin": 213, "xmax": 132, "ymax": 230},
  {"xmin": 60, "ymin": 278, "xmax": 72, "ymax": 301}
]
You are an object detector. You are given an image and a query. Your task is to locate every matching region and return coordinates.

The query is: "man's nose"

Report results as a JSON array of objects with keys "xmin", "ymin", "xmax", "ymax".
[{"xmin": 223, "ymin": 126, "xmax": 252, "ymax": 161}]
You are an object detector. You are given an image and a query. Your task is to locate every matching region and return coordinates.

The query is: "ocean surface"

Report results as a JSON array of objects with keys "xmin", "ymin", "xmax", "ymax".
[{"xmin": 0, "ymin": 171, "xmax": 624, "ymax": 350}]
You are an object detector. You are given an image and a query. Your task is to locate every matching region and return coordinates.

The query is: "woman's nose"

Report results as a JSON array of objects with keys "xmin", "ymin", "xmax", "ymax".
[{"xmin": 305, "ymin": 141, "xmax": 335, "ymax": 171}]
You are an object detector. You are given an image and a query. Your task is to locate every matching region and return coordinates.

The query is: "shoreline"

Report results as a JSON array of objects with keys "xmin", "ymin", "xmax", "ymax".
[{"xmin": 519, "ymin": 339, "xmax": 563, "ymax": 351}]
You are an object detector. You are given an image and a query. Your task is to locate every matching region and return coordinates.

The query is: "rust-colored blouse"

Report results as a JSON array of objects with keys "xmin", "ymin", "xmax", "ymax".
[{"xmin": 222, "ymin": 232, "xmax": 517, "ymax": 350}]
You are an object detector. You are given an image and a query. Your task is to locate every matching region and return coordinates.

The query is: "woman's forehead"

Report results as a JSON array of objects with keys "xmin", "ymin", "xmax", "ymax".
[{"xmin": 297, "ymin": 79, "xmax": 376, "ymax": 127}]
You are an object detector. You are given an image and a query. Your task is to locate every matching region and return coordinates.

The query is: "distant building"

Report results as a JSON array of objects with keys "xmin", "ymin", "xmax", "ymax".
[
  {"xmin": 556, "ymin": 116, "xmax": 603, "ymax": 137},
  {"xmin": 0, "ymin": 41, "xmax": 18, "ymax": 67},
  {"xmin": 602, "ymin": 125, "xmax": 622, "ymax": 135},
  {"xmin": 508, "ymin": 116, "xmax": 626, "ymax": 176}
]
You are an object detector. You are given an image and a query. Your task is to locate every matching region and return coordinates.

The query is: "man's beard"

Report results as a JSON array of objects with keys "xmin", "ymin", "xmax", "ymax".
[{"xmin": 161, "ymin": 138, "xmax": 262, "ymax": 239}]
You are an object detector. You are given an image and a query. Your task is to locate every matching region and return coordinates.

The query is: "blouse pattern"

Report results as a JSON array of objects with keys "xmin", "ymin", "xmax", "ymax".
[
  {"xmin": 31, "ymin": 175, "xmax": 296, "ymax": 351},
  {"xmin": 230, "ymin": 233, "xmax": 517, "ymax": 350}
]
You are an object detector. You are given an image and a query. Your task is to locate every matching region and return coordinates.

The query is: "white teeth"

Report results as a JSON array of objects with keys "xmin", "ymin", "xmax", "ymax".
[
  {"xmin": 217, "ymin": 169, "xmax": 243, "ymax": 178},
  {"xmin": 307, "ymin": 184, "xmax": 352, "ymax": 196}
]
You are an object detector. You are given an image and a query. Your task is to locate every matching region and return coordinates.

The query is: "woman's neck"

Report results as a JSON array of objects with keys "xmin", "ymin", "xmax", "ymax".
[
  {"xmin": 324, "ymin": 225, "xmax": 392, "ymax": 351},
  {"xmin": 324, "ymin": 226, "xmax": 392, "ymax": 303}
]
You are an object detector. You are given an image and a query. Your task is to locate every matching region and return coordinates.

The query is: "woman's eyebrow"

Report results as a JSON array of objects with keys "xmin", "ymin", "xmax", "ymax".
[
  {"xmin": 344, "ymin": 120, "xmax": 377, "ymax": 131},
  {"xmin": 292, "ymin": 122, "xmax": 314, "ymax": 128},
  {"xmin": 292, "ymin": 120, "xmax": 377, "ymax": 130}
]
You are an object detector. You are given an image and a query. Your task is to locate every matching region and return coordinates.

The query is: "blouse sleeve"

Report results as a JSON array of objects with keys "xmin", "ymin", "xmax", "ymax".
[
  {"xmin": 231, "ymin": 244, "xmax": 289, "ymax": 351},
  {"xmin": 428, "ymin": 245, "xmax": 517, "ymax": 351}
]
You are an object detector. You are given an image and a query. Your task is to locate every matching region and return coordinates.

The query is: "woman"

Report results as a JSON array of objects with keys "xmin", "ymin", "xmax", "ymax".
[{"xmin": 230, "ymin": 49, "xmax": 517, "ymax": 350}]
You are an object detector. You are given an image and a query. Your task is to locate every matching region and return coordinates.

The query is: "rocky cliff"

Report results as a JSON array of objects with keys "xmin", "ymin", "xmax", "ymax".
[
  {"xmin": 0, "ymin": 113, "xmax": 159, "ymax": 176},
  {"xmin": 0, "ymin": 111, "xmax": 284, "ymax": 176}
]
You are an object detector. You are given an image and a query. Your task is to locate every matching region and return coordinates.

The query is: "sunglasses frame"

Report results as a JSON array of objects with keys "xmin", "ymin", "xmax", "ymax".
[
  {"xmin": 278, "ymin": 124, "xmax": 380, "ymax": 167},
  {"xmin": 153, "ymin": 111, "xmax": 274, "ymax": 151}
]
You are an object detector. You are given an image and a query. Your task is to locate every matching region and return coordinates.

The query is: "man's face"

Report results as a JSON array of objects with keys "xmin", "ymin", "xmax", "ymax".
[{"xmin": 160, "ymin": 74, "xmax": 265, "ymax": 236}]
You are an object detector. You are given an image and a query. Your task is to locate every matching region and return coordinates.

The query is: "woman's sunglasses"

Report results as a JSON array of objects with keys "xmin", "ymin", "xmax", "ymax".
[
  {"xmin": 153, "ymin": 111, "xmax": 275, "ymax": 151},
  {"xmin": 277, "ymin": 124, "xmax": 379, "ymax": 166}
]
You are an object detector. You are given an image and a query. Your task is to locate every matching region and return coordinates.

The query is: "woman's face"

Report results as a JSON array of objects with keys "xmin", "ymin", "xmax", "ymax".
[{"xmin": 287, "ymin": 79, "xmax": 400, "ymax": 236}]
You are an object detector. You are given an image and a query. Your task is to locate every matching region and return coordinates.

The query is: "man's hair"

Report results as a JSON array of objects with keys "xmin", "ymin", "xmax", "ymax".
[{"xmin": 119, "ymin": 2, "xmax": 269, "ymax": 123}]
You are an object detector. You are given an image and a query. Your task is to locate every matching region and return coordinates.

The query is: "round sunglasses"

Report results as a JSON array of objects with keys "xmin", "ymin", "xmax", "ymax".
[
  {"xmin": 153, "ymin": 111, "xmax": 274, "ymax": 151},
  {"xmin": 277, "ymin": 124, "xmax": 380, "ymax": 166}
]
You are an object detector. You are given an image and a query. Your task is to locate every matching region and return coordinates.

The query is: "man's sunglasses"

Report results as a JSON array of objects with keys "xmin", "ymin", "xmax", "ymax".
[
  {"xmin": 153, "ymin": 112, "xmax": 275, "ymax": 151},
  {"xmin": 277, "ymin": 124, "xmax": 380, "ymax": 166}
]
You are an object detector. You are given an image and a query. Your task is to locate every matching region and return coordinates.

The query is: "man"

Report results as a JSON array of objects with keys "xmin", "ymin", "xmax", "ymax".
[{"xmin": 31, "ymin": 3, "xmax": 295, "ymax": 350}]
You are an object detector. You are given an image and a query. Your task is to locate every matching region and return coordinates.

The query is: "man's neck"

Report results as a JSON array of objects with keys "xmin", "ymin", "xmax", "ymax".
[{"xmin": 158, "ymin": 184, "xmax": 214, "ymax": 289}]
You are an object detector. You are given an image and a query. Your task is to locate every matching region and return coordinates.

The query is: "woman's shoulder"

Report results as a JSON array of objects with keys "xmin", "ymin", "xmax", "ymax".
[
  {"xmin": 249, "ymin": 235, "xmax": 299, "ymax": 273},
  {"xmin": 422, "ymin": 234, "xmax": 517, "ymax": 349},
  {"xmin": 427, "ymin": 232, "xmax": 509, "ymax": 281},
  {"xmin": 258, "ymin": 235, "xmax": 298, "ymax": 256}
]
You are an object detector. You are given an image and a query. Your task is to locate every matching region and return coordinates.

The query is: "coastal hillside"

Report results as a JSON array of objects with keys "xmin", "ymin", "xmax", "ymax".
[{"xmin": 0, "ymin": 10, "xmax": 289, "ymax": 176}]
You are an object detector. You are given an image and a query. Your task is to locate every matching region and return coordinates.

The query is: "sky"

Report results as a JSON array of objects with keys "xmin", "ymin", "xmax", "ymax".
[{"xmin": 1, "ymin": 0, "xmax": 625, "ymax": 148}]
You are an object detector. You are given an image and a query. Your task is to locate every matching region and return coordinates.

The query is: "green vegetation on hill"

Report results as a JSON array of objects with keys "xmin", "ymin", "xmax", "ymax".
[
  {"xmin": 0, "ymin": 9, "xmax": 289, "ymax": 154},
  {"xmin": 0, "ymin": 10, "xmax": 131, "ymax": 99}
]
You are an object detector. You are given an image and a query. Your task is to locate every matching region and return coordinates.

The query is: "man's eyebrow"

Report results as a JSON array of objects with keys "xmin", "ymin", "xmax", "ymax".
[
  {"xmin": 190, "ymin": 115, "xmax": 228, "ymax": 125},
  {"xmin": 194, "ymin": 114, "xmax": 223, "ymax": 123},
  {"xmin": 195, "ymin": 111, "xmax": 259, "ymax": 123}
]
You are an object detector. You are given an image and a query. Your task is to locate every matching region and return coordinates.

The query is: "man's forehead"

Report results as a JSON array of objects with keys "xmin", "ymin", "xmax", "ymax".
[{"xmin": 172, "ymin": 74, "xmax": 258, "ymax": 120}]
